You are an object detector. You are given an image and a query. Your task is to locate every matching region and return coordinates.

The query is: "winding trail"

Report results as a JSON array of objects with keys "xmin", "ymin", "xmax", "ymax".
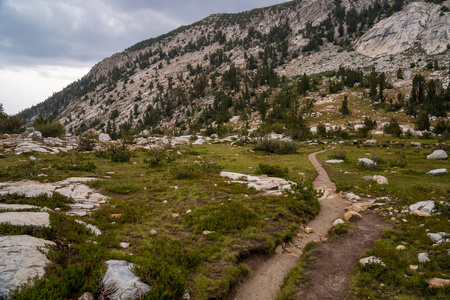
[{"xmin": 230, "ymin": 149, "xmax": 350, "ymax": 300}]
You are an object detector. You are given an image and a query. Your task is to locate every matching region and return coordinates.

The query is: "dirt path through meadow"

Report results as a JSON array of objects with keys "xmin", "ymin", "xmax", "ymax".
[{"xmin": 229, "ymin": 149, "xmax": 352, "ymax": 300}]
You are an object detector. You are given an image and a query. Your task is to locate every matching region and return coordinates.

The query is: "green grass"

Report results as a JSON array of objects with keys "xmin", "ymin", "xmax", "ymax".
[
  {"xmin": 315, "ymin": 141, "xmax": 450, "ymax": 299},
  {"xmin": 1, "ymin": 143, "xmax": 321, "ymax": 299}
]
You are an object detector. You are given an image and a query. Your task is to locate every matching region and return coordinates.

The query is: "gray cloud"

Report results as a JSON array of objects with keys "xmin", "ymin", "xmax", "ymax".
[{"xmin": 0, "ymin": 0, "xmax": 287, "ymax": 114}]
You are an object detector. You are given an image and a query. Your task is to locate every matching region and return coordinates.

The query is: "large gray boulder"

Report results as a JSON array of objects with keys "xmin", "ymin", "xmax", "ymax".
[
  {"xmin": 426, "ymin": 168, "xmax": 448, "ymax": 176},
  {"xmin": 99, "ymin": 133, "xmax": 111, "ymax": 142},
  {"xmin": 409, "ymin": 200, "xmax": 435, "ymax": 216},
  {"xmin": 0, "ymin": 235, "xmax": 55, "ymax": 298},
  {"xmin": 358, "ymin": 158, "xmax": 376, "ymax": 167},
  {"xmin": 427, "ymin": 150, "xmax": 448, "ymax": 160},
  {"xmin": 99, "ymin": 260, "xmax": 151, "ymax": 300},
  {"xmin": 0, "ymin": 212, "xmax": 50, "ymax": 227}
]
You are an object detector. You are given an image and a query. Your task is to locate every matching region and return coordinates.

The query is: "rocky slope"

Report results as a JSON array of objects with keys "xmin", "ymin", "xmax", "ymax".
[
  {"xmin": 17, "ymin": 0, "xmax": 450, "ymax": 137},
  {"xmin": 356, "ymin": 1, "xmax": 450, "ymax": 57}
]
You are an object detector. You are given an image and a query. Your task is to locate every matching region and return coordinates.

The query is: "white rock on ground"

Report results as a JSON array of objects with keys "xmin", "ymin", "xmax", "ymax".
[
  {"xmin": 99, "ymin": 260, "xmax": 151, "ymax": 300},
  {"xmin": 418, "ymin": 253, "xmax": 431, "ymax": 263},
  {"xmin": 0, "ymin": 212, "xmax": 50, "ymax": 227},
  {"xmin": 372, "ymin": 175, "xmax": 388, "ymax": 185},
  {"xmin": 359, "ymin": 256, "xmax": 386, "ymax": 267},
  {"xmin": 427, "ymin": 150, "xmax": 448, "ymax": 160},
  {"xmin": 409, "ymin": 200, "xmax": 435, "ymax": 216},
  {"xmin": 358, "ymin": 158, "xmax": 377, "ymax": 166},
  {"xmin": 0, "ymin": 203, "xmax": 39, "ymax": 210},
  {"xmin": 333, "ymin": 219, "xmax": 345, "ymax": 227},
  {"xmin": 426, "ymin": 169, "xmax": 448, "ymax": 175},
  {"xmin": 0, "ymin": 235, "xmax": 55, "ymax": 298},
  {"xmin": 326, "ymin": 159, "xmax": 344, "ymax": 164},
  {"xmin": 0, "ymin": 177, "xmax": 108, "ymax": 216},
  {"xmin": 75, "ymin": 220, "xmax": 102, "ymax": 236},
  {"xmin": 98, "ymin": 133, "xmax": 111, "ymax": 142},
  {"xmin": 427, "ymin": 232, "xmax": 450, "ymax": 245},
  {"xmin": 220, "ymin": 171, "xmax": 293, "ymax": 195}
]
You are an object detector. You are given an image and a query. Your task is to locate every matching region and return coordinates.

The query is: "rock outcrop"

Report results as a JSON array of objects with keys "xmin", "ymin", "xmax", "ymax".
[
  {"xmin": 220, "ymin": 171, "xmax": 293, "ymax": 196},
  {"xmin": 99, "ymin": 260, "xmax": 151, "ymax": 300},
  {"xmin": 0, "ymin": 235, "xmax": 55, "ymax": 298},
  {"xmin": 0, "ymin": 212, "xmax": 51, "ymax": 227},
  {"xmin": 356, "ymin": 1, "xmax": 450, "ymax": 57}
]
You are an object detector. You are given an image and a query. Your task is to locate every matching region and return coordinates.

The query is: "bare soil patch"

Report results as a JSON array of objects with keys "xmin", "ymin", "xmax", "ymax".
[{"xmin": 295, "ymin": 212, "xmax": 386, "ymax": 300}]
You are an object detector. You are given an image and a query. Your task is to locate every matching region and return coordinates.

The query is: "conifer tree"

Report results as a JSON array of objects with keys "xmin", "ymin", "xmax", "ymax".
[{"xmin": 339, "ymin": 96, "xmax": 350, "ymax": 115}]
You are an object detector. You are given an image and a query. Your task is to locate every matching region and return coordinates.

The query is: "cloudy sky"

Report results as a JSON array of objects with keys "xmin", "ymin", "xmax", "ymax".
[{"xmin": 0, "ymin": 0, "xmax": 288, "ymax": 115}]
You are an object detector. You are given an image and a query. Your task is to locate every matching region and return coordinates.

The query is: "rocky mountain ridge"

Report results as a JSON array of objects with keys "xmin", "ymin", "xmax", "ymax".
[{"xmin": 17, "ymin": 0, "xmax": 450, "ymax": 138}]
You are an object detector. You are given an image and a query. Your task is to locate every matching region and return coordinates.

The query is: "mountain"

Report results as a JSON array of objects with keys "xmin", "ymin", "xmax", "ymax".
[{"xmin": 17, "ymin": 0, "xmax": 450, "ymax": 138}]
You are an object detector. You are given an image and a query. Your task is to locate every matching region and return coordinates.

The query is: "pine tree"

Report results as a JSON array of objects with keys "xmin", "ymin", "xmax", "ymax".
[
  {"xmin": 416, "ymin": 112, "xmax": 430, "ymax": 131},
  {"xmin": 298, "ymin": 73, "xmax": 310, "ymax": 95},
  {"xmin": 339, "ymin": 96, "xmax": 350, "ymax": 115}
]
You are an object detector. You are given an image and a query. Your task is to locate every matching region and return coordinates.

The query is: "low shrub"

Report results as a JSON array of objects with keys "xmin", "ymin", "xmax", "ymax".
[
  {"xmin": 2, "ymin": 192, "xmax": 74, "ymax": 211},
  {"xmin": 255, "ymin": 163, "xmax": 289, "ymax": 178},
  {"xmin": 254, "ymin": 139, "xmax": 300, "ymax": 154},
  {"xmin": 34, "ymin": 122, "xmax": 66, "ymax": 138},
  {"xmin": 78, "ymin": 130, "xmax": 98, "ymax": 151}
]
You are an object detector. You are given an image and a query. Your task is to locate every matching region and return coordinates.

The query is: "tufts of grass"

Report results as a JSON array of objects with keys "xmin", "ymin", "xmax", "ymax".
[
  {"xmin": 1, "ymin": 192, "xmax": 75, "ymax": 211},
  {"xmin": 255, "ymin": 163, "xmax": 289, "ymax": 178}
]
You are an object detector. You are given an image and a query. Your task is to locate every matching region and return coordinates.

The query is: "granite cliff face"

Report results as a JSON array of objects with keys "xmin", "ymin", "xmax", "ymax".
[{"xmin": 356, "ymin": 1, "xmax": 450, "ymax": 57}]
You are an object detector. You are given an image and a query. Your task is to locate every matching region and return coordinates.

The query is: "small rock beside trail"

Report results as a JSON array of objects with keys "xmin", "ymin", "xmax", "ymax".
[
  {"xmin": 409, "ymin": 200, "xmax": 435, "ymax": 217},
  {"xmin": 0, "ymin": 235, "xmax": 55, "ymax": 298},
  {"xmin": 344, "ymin": 211, "xmax": 362, "ymax": 222},
  {"xmin": 220, "ymin": 171, "xmax": 293, "ymax": 195},
  {"xmin": 426, "ymin": 168, "xmax": 448, "ymax": 175},
  {"xmin": 418, "ymin": 253, "xmax": 430, "ymax": 263},
  {"xmin": 427, "ymin": 150, "xmax": 448, "ymax": 160},
  {"xmin": 304, "ymin": 227, "xmax": 314, "ymax": 234},
  {"xmin": 99, "ymin": 260, "xmax": 151, "ymax": 300},
  {"xmin": 333, "ymin": 219, "xmax": 345, "ymax": 227},
  {"xmin": 359, "ymin": 256, "xmax": 385, "ymax": 267}
]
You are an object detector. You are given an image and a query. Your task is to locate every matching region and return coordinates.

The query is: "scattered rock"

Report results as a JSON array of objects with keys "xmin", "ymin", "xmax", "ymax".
[
  {"xmin": 150, "ymin": 229, "xmax": 157, "ymax": 235},
  {"xmin": 326, "ymin": 159, "xmax": 344, "ymax": 164},
  {"xmin": 29, "ymin": 156, "xmax": 37, "ymax": 161},
  {"xmin": 359, "ymin": 256, "xmax": 385, "ymax": 267},
  {"xmin": 78, "ymin": 292, "xmax": 94, "ymax": 300},
  {"xmin": 0, "ymin": 203, "xmax": 39, "ymax": 210},
  {"xmin": 220, "ymin": 171, "xmax": 293, "ymax": 195},
  {"xmin": 426, "ymin": 168, "xmax": 448, "ymax": 175},
  {"xmin": 426, "ymin": 278, "xmax": 450, "ymax": 288},
  {"xmin": 362, "ymin": 175, "xmax": 373, "ymax": 181},
  {"xmin": 99, "ymin": 260, "xmax": 151, "ymax": 300},
  {"xmin": 418, "ymin": 253, "xmax": 430, "ymax": 263},
  {"xmin": 0, "ymin": 212, "xmax": 50, "ymax": 227},
  {"xmin": 344, "ymin": 211, "xmax": 362, "ymax": 222},
  {"xmin": 202, "ymin": 230, "xmax": 215, "ymax": 235},
  {"xmin": 396, "ymin": 245, "xmax": 406, "ymax": 250},
  {"xmin": 75, "ymin": 220, "xmax": 102, "ymax": 236},
  {"xmin": 372, "ymin": 175, "xmax": 388, "ymax": 185},
  {"xmin": 172, "ymin": 213, "xmax": 179, "ymax": 218},
  {"xmin": 410, "ymin": 265, "xmax": 419, "ymax": 270},
  {"xmin": 409, "ymin": 200, "xmax": 435, "ymax": 216},
  {"xmin": 120, "ymin": 242, "xmax": 130, "ymax": 249},
  {"xmin": 427, "ymin": 232, "xmax": 449, "ymax": 245},
  {"xmin": 427, "ymin": 150, "xmax": 448, "ymax": 160},
  {"xmin": 304, "ymin": 227, "xmax": 314, "ymax": 234},
  {"xmin": 333, "ymin": 219, "xmax": 345, "ymax": 227},
  {"xmin": 358, "ymin": 158, "xmax": 377, "ymax": 167},
  {"xmin": 98, "ymin": 133, "xmax": 111, "ymax": 142},
  {"xmin": 0, "ymin": 235, "xmax": 55, "ymax": 298}
]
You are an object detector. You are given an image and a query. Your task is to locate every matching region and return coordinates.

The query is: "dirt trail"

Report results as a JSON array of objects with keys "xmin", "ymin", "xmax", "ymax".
[{"xmin": 230, "ymin": 149, "xmax": 351, "ymax": 300}]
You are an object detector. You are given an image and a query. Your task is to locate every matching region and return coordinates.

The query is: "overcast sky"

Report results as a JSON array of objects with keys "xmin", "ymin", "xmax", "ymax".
[{"xmin": 0, "ymin": 0, "xmax": 288, "ymax": 115}]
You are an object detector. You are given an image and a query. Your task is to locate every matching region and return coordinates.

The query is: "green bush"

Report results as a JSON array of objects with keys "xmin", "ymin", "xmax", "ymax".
[
  {"xmin": 78, "ymin": 130, "xmax": 98, "ymax": 151},
  {"xmin": 96, "ymin": 144, "xmax": 131, "ymax": 162},
  {"xmin": 254, "ymin": 139, "xmax": 300, "ymax": 154},
  {"xmin": 2, "ymin": 192, "xmax": 74, "ymax": 211},
  {"xmin": 255, "ymin": 163, "xmax": 289, "ymax": 178},
  {"xmin": 34, "ymin": 122, "xmax": 66, "ymax": 138},
  {"xmin": 184, "ymin": 201, "xmax": 258, "ymax": 233}
]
